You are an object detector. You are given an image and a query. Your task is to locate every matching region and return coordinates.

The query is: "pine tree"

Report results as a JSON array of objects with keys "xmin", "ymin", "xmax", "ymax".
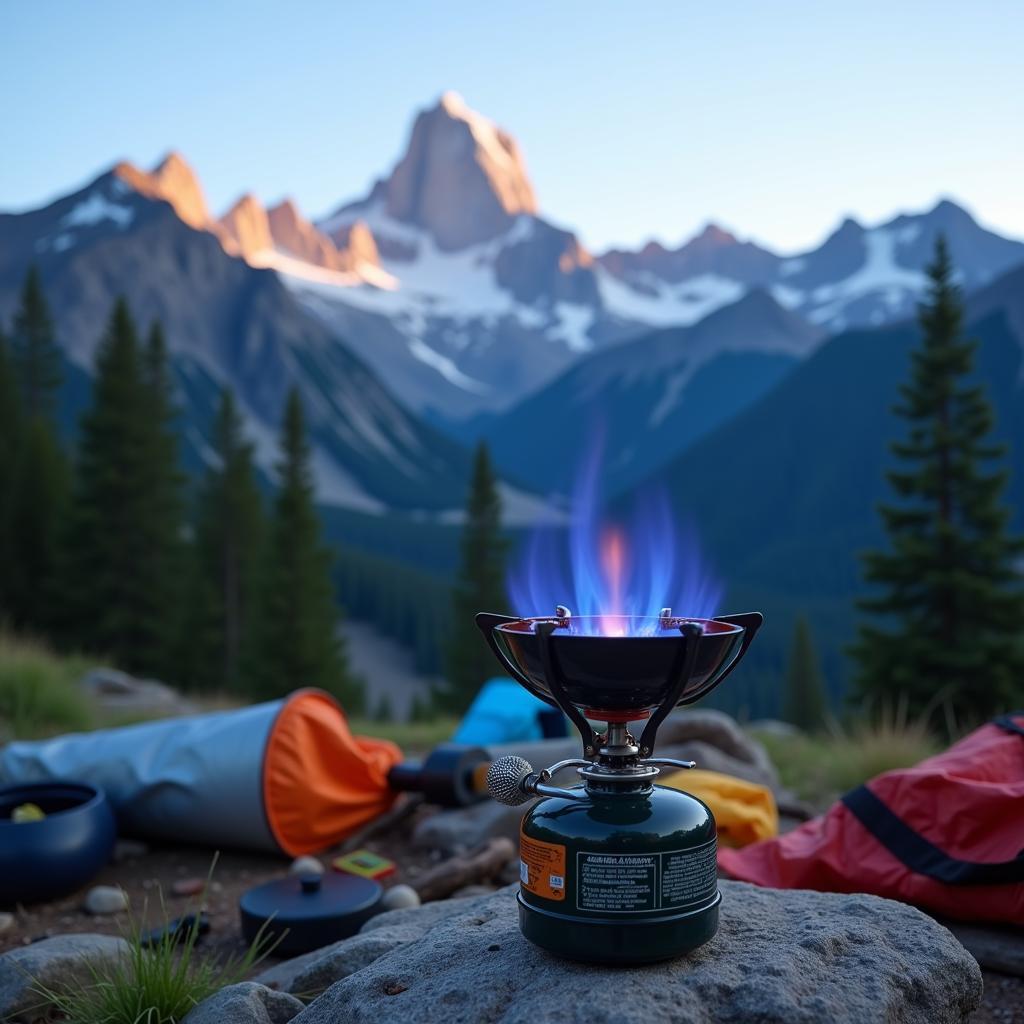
[
  {"xmin": 10, "ymin": 266, "xmax": 61, "ymax": 418},
  {"xmin": 248, "ymin": 389, "xmax": 362, "ymax": 710},
  {"xmin": 183, "ymin": 389, "xmax": 265, "ymax": 691},
  {"xmin": 0, "ymin": 328, "xmax": 23, "ymax": 620},
  {"xmin": 850, "ymin": 236, "xmax": 1024, "ymax": 722},
  {"xmin": 6, "ymin": 269, "xmax": 68, "ymax": 631},
  {"xmin": 136, "ymin": 321, "xmax": 187, "ymax": 672},
  {"xmin": 783, "ymin": 615, "xmax": 828, "ymax": 732},
  {"xmin": 439, "ymin": 443, "xmax": 508, "ymax": 714},
  {"xmin": 59, "ymin": 301, "xmax": 185, "ymax": 677}
]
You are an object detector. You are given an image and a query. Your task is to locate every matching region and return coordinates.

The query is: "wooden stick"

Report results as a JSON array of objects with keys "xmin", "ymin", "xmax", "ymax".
[
  {"xmin": 337, "ymin": 793, "xmax": 423, "ymax": 854},
  {"xmin": 412, "ymin": 837, "xmax": 516, "ymax": 903}
]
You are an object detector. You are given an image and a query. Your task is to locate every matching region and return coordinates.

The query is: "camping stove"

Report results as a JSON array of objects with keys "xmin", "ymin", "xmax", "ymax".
[{"xmin": 477, "ymin": 607, "xmax": 762, "ymax": 964}]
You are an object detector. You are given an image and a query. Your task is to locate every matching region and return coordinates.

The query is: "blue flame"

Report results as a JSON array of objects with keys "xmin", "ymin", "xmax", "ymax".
[{"xmin": 508, "ymin": 438, "xmax": 722, "ymax": 636}]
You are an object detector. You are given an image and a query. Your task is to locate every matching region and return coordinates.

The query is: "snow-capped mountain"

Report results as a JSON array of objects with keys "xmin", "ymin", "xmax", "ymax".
[
  {"xmin": 602, "ymin": 200, "xmax": 1024, "ymax": 336},
  {"xmin": 283, "ymin": 94, "xmax": 1022, "ymax": 422},
  {"xmin": 0, "ymin": 160, "xmax": 546, "ymax": 519},
  {"xmin": 2, "ymin": 91, "xmax": 1023, "ymax": 511}
]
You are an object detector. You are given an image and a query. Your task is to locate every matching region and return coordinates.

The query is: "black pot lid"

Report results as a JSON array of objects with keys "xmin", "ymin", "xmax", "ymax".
[{"xmin": 240, "ymin": 872, "xmax": 383, "ymax": 952}]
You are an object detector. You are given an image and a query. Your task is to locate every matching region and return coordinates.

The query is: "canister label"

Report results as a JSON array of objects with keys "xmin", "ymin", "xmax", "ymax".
[
  {"xmin": 576, "ymin": 837, "xmax": 717, "ymax": 914},
  {"xmin": 519, "ymin": 834, "xmax": 566, "ymax": 901}
]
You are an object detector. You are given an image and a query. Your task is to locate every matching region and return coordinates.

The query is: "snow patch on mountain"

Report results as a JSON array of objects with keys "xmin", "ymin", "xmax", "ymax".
[
  {"xmin": 597, "ymin": 269, "xmax": 745, "ymax": 326},
  {"xmin": 807, "ymin": 228, "xmax": 926, "ymax": 325},
  {"xmin": 61, "ymin": 193, "xmax": 135, "ymax": 230}
]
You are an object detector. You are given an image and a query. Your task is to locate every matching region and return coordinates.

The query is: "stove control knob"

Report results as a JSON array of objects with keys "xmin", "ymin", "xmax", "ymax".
[{"xmin": 486, "ymin": 756, "xmax": 535, "ymax": 806}]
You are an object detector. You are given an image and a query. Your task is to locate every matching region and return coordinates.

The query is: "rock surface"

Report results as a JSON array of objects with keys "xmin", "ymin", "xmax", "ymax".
[
  {"xmin": 0, "ymin": 933, "xmax": 128, "ymax": 1022},
  {"xmin": 290, "ymin": 882, "xmax": 982, "ymax": 1024},
  {"xmin": 254, "ymin": 892, "xmax": 496, "ymax": 997},
  {"xmin": 181, "ymin": 982, "xmax": 303, "ymax": 1024}
]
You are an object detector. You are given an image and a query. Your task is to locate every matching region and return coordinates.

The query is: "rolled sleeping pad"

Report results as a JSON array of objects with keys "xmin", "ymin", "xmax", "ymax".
[{"xmin": 0, "ymin": 688, "xmax": 402, "ymax": 856}]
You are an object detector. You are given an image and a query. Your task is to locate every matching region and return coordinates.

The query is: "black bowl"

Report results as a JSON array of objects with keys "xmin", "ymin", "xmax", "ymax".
[
  {"xmin": 476, "ymin": 613, "xmax": 761, "ymax": 718},
  {"xmin": 0, "ymin": 781, "xmax": 117, "ymax": 906}
]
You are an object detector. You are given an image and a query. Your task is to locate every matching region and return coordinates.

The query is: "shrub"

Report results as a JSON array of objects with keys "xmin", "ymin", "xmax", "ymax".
[
  {"xmin": 0, "ymin": 630, "xmax": 92, "ymax": 738},
  {"xmin": 751, "ymin": 702, "xmax": 941, "ymax": 809}
]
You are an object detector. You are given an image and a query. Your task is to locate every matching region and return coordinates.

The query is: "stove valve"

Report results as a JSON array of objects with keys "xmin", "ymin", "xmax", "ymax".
[{"xmin": 486, "ymin": 756, "xmax": 536, "ymax": 806}]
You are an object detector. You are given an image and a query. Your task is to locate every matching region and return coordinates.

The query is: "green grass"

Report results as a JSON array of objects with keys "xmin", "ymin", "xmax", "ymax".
[
  {"xmin": 348, "ymin": 715, "xmax": 459, "ymax": 754},
  {"xmin": 36, "ymin": 861, "xmax": 276, "ymax": 1024},
  {"xmin": 0, "ymin": 630, "xmax": 94, "ymax": 739},
  {"xmin": 751, "ymin": 709, "xmax": 941, "ymax": 809}
]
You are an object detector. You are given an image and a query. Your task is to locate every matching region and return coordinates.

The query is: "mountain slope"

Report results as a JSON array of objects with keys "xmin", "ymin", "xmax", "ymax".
[
  {"xmin": 624, "ymin": 263, "xmax": 1024, "ymax": 710},
  {"xmin": 477, "ymin": 289, "xmax": 824, "ymax": 495},
  {"xmin": 0, "ymin": 165, "xmax": 479, "ymax": 512}
]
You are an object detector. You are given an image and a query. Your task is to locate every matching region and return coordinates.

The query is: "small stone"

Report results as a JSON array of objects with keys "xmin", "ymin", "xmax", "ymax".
[
  {"xmin": 112, "ymin": 838, "xmax": 149, "ymax": 862},
  {"xmin": 84, "ymin": 885, "xmax": 128, "ymax": 915},
  {"xmin": 381, "ymin": 885, "xmax": 420, "ymax": 911},
  {"xmin": 180, "ymin": 981, "xmax": 303, "ymax": 1024},
  {"xmin": 0, "ymin": 913, "xmax": 13, "ymax": 934},
  {"xmin": 171, "ymin": 877, "xmax": 207, "ymax": 897},
  {"xmin": 289, "ymin": 856, "xmax": 324, "ymax": 876}
]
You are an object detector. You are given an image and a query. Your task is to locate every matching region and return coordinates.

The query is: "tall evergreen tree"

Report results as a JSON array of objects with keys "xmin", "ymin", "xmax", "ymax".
[
  {"xmin": 783, "ymin": 615, "xmax": 828, "ymax": 732},
  {"xmin": 136, "ymin": 321, "xmax": 187, "ymax": 671},
  {"xmin": 59, "ymin": 301, "xmax": 185, "ymax": 677},
  {"xmin": 439, "ymin": 443, "xmax": 508, "ymax": 713},
  {"xmin": 6, "ymin": 269, "xmax": 68, "ymax": 631},
  {"xmin": 0, "ymin": 327, "xmax": 23, "ymax": 621},
  {"xmin": 183, "ymin": 389, "xmax": 265, "ymax": 691},
  {"xmin": 10, "ymin": 266, "xmax": 61, "ymax": 418},
  {"xmin": 850, "ymin": 236, "xmax": 1024, "ymax": 722},
  {"xmin": 248, "ymin": 389, "xmax": 361, "ymax": 709}
]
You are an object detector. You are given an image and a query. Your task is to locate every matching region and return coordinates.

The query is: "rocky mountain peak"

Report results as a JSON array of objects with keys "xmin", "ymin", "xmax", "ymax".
[
  {"xmin": 381, "ymin": 92, "xmax": 538, "ymax": 251},
  {"xmin": 219, "ymin": 193, "xmax": 272, "ymax": 260},
  {"xmin": 332, "ymin": 220, "xmax": 380, "ymax": 269},
  {"xmin": 267, "ymin": 199, "xmax": 379, "ymax": 272},
  {"xmin": 113, "ymin": 151, "xmax": 211, "ymax": 229}
]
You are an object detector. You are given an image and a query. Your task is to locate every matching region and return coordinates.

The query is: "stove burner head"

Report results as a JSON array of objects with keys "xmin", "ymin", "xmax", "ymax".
[{"xmin": 476, "ymin": 612, "xmax": 758, "ymax": 722}]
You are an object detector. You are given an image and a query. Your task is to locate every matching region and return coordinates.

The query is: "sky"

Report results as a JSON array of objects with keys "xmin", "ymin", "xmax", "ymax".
[{"xmin": 2, "ymin": 1, "xmax": 1022, "ymax": 255}]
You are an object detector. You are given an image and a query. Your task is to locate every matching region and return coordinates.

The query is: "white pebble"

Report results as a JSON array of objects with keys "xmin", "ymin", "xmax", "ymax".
[
  {"xmin": 84, "ymin": 885, "xmax": 128, "ymax": 915},
  {"xmin": 289, "ymin": 855, "xmax": 325, "ymax": 876},
  {"xmin": 382, "ymin": 884, "xmax": 421, "ymax": 910}
]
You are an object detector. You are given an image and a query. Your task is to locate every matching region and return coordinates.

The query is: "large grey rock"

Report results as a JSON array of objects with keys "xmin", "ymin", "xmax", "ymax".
[
  {"xmin": 291, "ymin": 882, "xmax": 981, "ymax": 1024},
  {"xmin": 254, "ymin": 893, "xmax": 494, "ymax": 998},
  {"xmin": 181, "ymin": 982, "xmax": 303, "ymax": 1024},
  {"xmin": 0, "ymin": 933, "xmax": 129, "ymax": 1023}
]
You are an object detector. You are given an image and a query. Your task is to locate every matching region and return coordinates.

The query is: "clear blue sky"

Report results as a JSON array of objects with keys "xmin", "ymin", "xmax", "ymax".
[{"xmin": 2, "ymin": 1, "xmax": 1022, "ymax": 254}]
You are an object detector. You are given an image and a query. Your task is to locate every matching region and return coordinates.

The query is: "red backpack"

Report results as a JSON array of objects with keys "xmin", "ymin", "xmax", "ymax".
[{"xmin": 719, "ymin": 713, "xmax": 1024, "ymax": 924}]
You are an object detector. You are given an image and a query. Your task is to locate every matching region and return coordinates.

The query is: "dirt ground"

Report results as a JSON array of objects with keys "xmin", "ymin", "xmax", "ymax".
[
  {"xmin": 0, "ymin": 804, "xmax": 445, "ymax": 965},
  {"xmin": 2, "ymin": 808, "xmax": 1020, "ymax": 1022}
]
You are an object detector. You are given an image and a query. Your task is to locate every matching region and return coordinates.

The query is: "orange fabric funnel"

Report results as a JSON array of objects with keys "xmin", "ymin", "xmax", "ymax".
[{"xmin": 263, "ymin": 689, "xmax": 403, "ymax": 856}]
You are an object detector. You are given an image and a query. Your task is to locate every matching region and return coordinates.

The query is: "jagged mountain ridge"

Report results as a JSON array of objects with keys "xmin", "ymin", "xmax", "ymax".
[
  {"xmin": 295, "ymin": 94, "xmax": 1024, "ymax": 420},
  {"xmin": 0, "ymin": 164, "xmax": 507, "ymax": 515},
  {"xmin": 3, "ymin": 91, "xmax": 1023, "ymax": 492}
]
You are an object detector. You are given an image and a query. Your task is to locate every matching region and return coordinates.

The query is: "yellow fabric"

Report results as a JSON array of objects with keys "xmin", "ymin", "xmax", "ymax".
[{"xmin": 660, "ymin": 769, "xmax": 778, "ymax": 847}]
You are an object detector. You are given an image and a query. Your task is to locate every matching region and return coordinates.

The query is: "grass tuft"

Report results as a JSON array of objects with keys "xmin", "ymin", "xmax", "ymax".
[
  {"xmin": 35, "ymin": 857, "xmax": 277, "ymax": 1024},
  {"xmin": 751, "ymin": 702, "xmax": 941, "ymax": 809},
  {"xmin": 0, "ymin": 629, "xmax": 93, "ymax": 739}
]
